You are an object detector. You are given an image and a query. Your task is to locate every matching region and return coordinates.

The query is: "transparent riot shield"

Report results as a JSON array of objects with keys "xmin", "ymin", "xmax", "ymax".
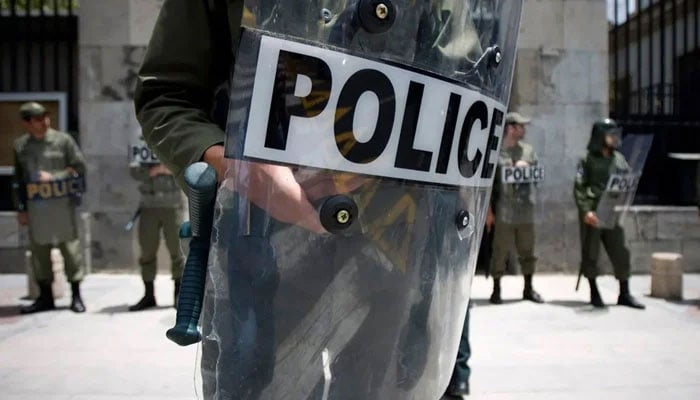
[
  {"xmin": 190, "ymin": 1, "xmax": 523, "ymax": 399},
  {"xmin": 596, "ymin": 134, "xmax": 653, "ymax": 229},
  {"xmin": 128, "ymin": 135, "xmax": 160, "ymax": 166},
  {"xmin": 492, "ymin": 144, "xmax": 544, "ymax": 225}
]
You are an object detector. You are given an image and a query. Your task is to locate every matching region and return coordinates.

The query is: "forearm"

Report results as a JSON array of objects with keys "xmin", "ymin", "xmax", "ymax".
[{"xmin": 234, "ymin": 161, "xmax": 325, "ymax": 233}]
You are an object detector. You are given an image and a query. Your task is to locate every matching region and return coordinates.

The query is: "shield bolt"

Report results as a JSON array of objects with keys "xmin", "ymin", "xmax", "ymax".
[
  {"xmin": 456, "ymin": 210, "xmax": 470, "ymax": 230},
  {"xmin": 375, "ymin": 3, "xmax": 389, "ymax": 20},
  {"xmin": 495, "ymin": 50, "xmax": 502, "ymax": 65},
  {"xmin": 320, "ymin": 8, "xmax": 333, "ymax": 23},
  {"xmin": 336, "ymin": 209, "xmax": 351, "ymax": 224}
]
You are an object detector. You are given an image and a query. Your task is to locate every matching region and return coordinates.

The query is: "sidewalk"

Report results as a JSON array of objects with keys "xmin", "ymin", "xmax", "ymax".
[{"xmin": 1, "ymin": 273, "xmax": 699, "ymax": 400}]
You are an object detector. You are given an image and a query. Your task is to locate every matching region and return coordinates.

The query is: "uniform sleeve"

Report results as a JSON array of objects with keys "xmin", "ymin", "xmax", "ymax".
[
  {"xmin": 12, "ymin": 147, "xmax": 27, "ymax": 212},
  {"xmin": 134, "ymin": 0, "xmax": 242, "ymax": 184},
  {"xmin": 53, "ymin": 134, "xmax": 87, "ymax": 179},
  {"xmin": 129, "ymin": 164, "xmax": 150, "ymax": 182},
  {"xmin": 574, "ymin": 157, "xmax": 593, "ymax": 214}
]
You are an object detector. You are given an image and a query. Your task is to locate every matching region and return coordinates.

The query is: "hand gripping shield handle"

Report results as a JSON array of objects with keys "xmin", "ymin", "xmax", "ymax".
[{"xmin": 167, "ymin": 162, "xmax": 218, "ymax": 346}]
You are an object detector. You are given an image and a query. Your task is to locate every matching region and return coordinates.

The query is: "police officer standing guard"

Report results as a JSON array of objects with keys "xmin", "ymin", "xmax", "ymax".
[
  {"xmin": 488, "ymin": 112, "xmax": 544, "ymax": 305},
  {"xmin": 13, "ymin": 102, "xmax": 87, "ymax": 314},
  {"xmin": 128, "ymin": 161, "xmax": 184, "ymax": 311},
  {"xmin": 574, "ymin": 119, "xmax": 645, "ymax": 309}
]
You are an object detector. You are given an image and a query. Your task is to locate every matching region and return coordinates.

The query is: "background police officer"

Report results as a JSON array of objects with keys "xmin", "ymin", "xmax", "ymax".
[
  {"xmin": 488, "ymin": 112, "xmax": 544, "ymax": 305},
  {"xmin": 128, "ymin": 162, "xmax": 184, "ymax": 311},
  {"xmin": 13, "ymin": 102, "xmax": 87, "ymax": 314},
  {"xmin": 574, "ymin": 119, "xmax": 645, "ymax": 309}
]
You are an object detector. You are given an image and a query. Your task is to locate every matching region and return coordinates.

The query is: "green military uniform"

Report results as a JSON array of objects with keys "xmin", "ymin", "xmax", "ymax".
[
  {"xmin": 574, "ymin": 133, "xmax": 631, "ymax": 281},
  {"xmin": 490, "ymin": 141, "xmax": 539, "ymax": 279},
  {"xmin": 131, "ymin": 165, "xmax": 185, "ymax": 281},
  {"xmin": 129, "ymin": 164, "xmax": 185, "ymax": 311},
  {"xmin": 13, "ymin": 102, "xmax": 87, "ymax": 313},
  {"xmin": 574, "ymin": 118, "xmax": 644, "ymax": 309},
  {"xmin": 14, "ymin": 129, "xmax": 87, "ymax": 283}
]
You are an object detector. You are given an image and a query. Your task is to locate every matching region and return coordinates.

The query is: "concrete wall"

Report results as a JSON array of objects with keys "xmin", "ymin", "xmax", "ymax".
[
  {"xmin": 78, "ymin": 0, "xmax": 165, "ymax": 271},
  {"xmin": 511, "ymin": 0, "xmax": 610, "ymax": 273},
  {"xmin": 623, "ymin": 206, "xmax": 700, "ymax": 273}
]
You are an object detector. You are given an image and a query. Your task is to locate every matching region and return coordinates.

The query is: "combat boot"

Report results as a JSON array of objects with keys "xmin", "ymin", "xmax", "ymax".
[
  {"xmin": 129, "ymin": 281, "xmax": 157, "ymax": 311},
  {"xmin": 20, "ymin": 281, "xmax": 55, "ymax": 314},
  {"xmin": 523, "ymin": 274, "xmax": 544, "ymax": 303},
  {"xmin": 617, "ymin": 280, "xmax": 645, "ymax": 310},
  {"xmin": 173, "ymin": 279, "xmax": 181, "ymax": 309},
  {"xmin": 444, "ymin": 381, "xmax": 470, "ymax": 397},
  {"xmin": 70, "ymin": 282, "xmax": 86, "ymax": 313},
  {"xmin": 589, "ymin": 278, "xmax": 605, "ymax": 308},
  {"xmin": 489, "ymin": 278, "xmax": 502, "ymax": 304}
]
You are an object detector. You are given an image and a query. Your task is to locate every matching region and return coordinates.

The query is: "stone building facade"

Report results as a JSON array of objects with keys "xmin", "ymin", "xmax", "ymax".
[{"xmin": 1, "ymin": 0, "xmax": 697, "ymax": 274}]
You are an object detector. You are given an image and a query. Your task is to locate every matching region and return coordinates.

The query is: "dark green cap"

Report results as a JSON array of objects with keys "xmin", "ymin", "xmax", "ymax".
[{"xmin": 19, "ymin": 102, "xmax": 48, "ymax": 120}]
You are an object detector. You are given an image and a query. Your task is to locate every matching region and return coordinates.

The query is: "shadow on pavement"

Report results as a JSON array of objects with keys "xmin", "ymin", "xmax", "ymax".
[
  {"xmin": 665, "ymin": 298, "xmax": 700, "ymax": 307},
  {"xmin": 0, "ymin": 305, "xmax": 73, "ymax": 318},
  {"xmin": 0, "ymin": 305, "xmax": 22, "ymax": 318},
  {"xmin": 546, "ymin": 300, "xmax": 611, "ymax": 314},
  {"xmin": 97, "ymin": 304, "xmax": 173, "ymax": 314},
  {"xmin": 470, "ymin": 298, "xmax": 521, "ymax": 307}
]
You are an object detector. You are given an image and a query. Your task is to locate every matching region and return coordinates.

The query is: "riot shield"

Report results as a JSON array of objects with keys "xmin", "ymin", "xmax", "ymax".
[
  {"xmin": 128, "ymin": 136, "xmax": 160, "ymax": 165},
  {"xmin": 596, "ymin": 134, "xmax": 653, "ymax": 229},
  {"xmin": 492, "ymin": 143, "xmax": 544, "ymax": 225},
  {"xmin": 195, "ymin": 1, "xmax": 522, "ymax": 399}
]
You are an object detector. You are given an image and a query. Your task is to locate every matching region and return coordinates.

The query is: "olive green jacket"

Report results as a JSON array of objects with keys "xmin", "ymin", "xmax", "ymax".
[
  {"xmin": 13, "ymin": 129, "xmax": 87, "ymax": 211},
  {"xmin": 13, "ymin": 129, "xmax": 87, "ymax": 244},
  {"xmin": 134, "ymin": 0, "xmax": 244, "ymax": 184},
  {"xmin": 491, "ymin": 141, "xmax": 539, "ymax": 224},
  {"xmin": 130, "ymin": 165, "xmax": 184, "ymax": 208},
  {"xmin": 574, "ymin": 151, "xmax": 630, "ymax": 215}
]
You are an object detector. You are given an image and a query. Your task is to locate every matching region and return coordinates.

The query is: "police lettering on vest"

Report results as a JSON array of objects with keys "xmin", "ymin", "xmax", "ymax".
[
  {"xmin": 241, "ymin": 35, "xmax": 506, "ymax": 188},
  {"xmin": 606, "ymin": 173, "xmax": 640, "ymax": 193},
  {"xmin": 130, "ymin": 144, "xmax": 160, "ymax": 165},
  {"xmin": 502, "ymin": 165, "xmax": 545, "ymax": 184},
  {"xmin": 26, "ymin": 176, "xmax": 86, "ymax": 201}
]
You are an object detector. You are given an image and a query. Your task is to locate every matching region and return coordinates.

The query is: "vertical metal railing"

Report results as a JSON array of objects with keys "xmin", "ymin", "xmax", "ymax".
[
  {"xmin": 0, "ymin": 0, "xmax": 78, "ymax": 131},
  {"xmin": 610, "ymin": 0, "xmax": 700, "ymax": 205}
]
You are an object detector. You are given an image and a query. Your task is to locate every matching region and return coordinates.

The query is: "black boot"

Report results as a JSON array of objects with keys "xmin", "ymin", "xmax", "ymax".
[
  {"xmin": 618, "ymin": 280, "xmax": 646, "ymax": 310},
  {"xmin": 589, "ymin": 278, "xmax": 605, "ymax": 308},
  {"xmin": 489, "ymin": 278, "xmax": 502, "ymax": 304},
  {"xmin": 523, "ymin": 274, "xmax": 544, "ymax": 303},
  {"xmin": 129, "ymin": 281, "xmax": 157, "ymax": 311},
  {"xmin": 20, "ymin": 281, "xmax": 55, "ymax": 314},
  {"xmin": 173, "ymin": 279, "xmax": 181, "ymax": 309},
  {"xmin": 445, "ymin": 381, "xmax": 470, "ymax": 397},
  {"xmin": 70, "ymin": 282, "xmax": 86, "ymax": 313}
]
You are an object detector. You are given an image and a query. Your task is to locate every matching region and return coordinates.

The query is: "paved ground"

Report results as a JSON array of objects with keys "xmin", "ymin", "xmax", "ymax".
[{"xmin": 1, "ymin": 273, "xmax": 699, "ymax": 400}]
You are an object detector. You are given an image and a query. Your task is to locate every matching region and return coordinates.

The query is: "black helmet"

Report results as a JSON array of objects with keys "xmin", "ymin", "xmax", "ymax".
[{"xmin": 588, "ymin": 118, "xmax": 621, "ymax": 152}]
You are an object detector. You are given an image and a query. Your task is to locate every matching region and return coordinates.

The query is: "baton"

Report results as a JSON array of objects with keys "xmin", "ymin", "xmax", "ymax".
[
  {"xmin": 575, "ymin": 267, "xmax": 583, "ymax": 292},
  {"xmin": 124, "ymin": 208, "xmax": 141, "ymax": 232},
  {"xmin": 166, "ymin": 163, "xmax": 217, "ymax": 346}
]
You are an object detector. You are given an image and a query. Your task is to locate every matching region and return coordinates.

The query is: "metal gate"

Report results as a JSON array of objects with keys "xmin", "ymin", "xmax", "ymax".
[
  {"xmin": 0, "ymin": 0, "xmax": 78, "ymax": 130},
  {"xmin": 609, "ymin": 0, "xmax": 700, "ymax": 205}
]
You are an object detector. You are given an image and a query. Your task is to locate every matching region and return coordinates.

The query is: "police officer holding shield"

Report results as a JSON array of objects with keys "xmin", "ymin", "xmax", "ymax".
[
  {"xmin": 574, "ymin": 118, "xmax": 645, "ymax": 309},
  {"xmin": 488, "ymin": 112, "xmax": 544, "ymax": 305},
  {"xmin": 13, "ymin": 102, "xmax": 87, "ymax": 314},
  {"xmin": 128, "ymin": 160, "xmax": 185, "ymax": 311},
  {"xmin": 136, "ymin": 1, "xmax": 525, "ymax": 398}
]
